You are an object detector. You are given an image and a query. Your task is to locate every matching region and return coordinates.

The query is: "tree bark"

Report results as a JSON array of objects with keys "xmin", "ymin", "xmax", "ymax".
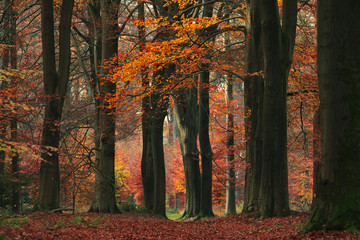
[
  {"xmin": 0, "ymin": 0, "xmax": 11, "ymax": 209},
  {"xmin": 197, "ymin": 0, "xmax": 215, "ymax": 218},
  {"xmin": 198, "ymin": 66, "xmax": 214, "ymax": 218},
  {"xmin": 150, "ymin": 67, "xmax": 171, "ymax": 217},
  {"xmin": 89, "ymin": 0, "xmax": 121, "ymax": 213},
  {"xmin": 174, "ymin": 87, "xmax": 201, "ymax": 218},
  {"xmin": 256, "ymin": 0, "xmax": 296, "ymax": 218},
  {"xmin": 138, "ymin": 1, "xmax": 155, "ymax": 211},
  {"xmin": 225, "ymin": 74, "xmax": 236, "ymax": 216},
  {"xmin": 312, "ymin": 107, "xmax": 320, "ymax": 209},
  {"xmin": 304, "ymin": 0, "xmax": 360, "ymax": 231},
  {"xmin": 37, "ymin": 0, "xmax": 74, "ymax": 211},
  {"xmin": 9, "ymin": 2, "xmax": 20, "ymax": 212},
  {"xmin": 242, "ymin": 0, "xmax": 263, "ymax": 214}
]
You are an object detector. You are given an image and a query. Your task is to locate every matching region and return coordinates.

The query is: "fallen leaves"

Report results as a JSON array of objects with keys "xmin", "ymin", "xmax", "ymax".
[{"xmin": 1, "ymin": 211, "xmax": 359, "ymax": 239}]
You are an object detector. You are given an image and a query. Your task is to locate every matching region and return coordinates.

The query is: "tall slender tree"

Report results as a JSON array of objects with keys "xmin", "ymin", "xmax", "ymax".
[
  {"xmin": 8, "ymin": 0, "xmax": 20, "ymax": 213},
  {"xmin": 138, "ymin": 1, "xmax": 154, "ymax": 211},
  {"xmin": 225, "ymin": 73, "xmax": 236, "ymax": 216},
  {"xmin": 197, "ymin": 0, "xmax": 215, "ymax": 218}
]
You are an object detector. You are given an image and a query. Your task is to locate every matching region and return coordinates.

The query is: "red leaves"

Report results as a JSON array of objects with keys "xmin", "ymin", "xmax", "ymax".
[{"xmin": 1, "ymin": 212, "xmax": 359, "ymax": 239}]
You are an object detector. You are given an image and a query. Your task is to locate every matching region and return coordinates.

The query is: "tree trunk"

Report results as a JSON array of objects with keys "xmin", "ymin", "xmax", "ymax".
[
  {"xmin": 0, "ymin": 0, "xmax": 11, "ymax": 209},
  {"xmin": 37, "ymin": 0, "xmax": 74, "ymax": 211},
  {"xmin": 312, "ymin": 107, "xmax": 320, "ymax": 209},
  {"xmin": 304, "ymin": 0, "xmax": 360, "ymax": 232},
  {"xmin": 150, "ymin": 62, "xmax": 175, "ymax": 217},
  {"xmin": 89, "ymin": 0, "xmax": 120, "ymax": 213},
  {"xmin": 174, "ymin": 87, "xmax": 201, "ymax": 218},
  {"xmin": 138, "ymin": 1, "xmax": 154, "ymax": 211},
  {"xmin": 257, "ymin": 0, "xmax": 297, "ymax": 218},
  {"xmin": 174, "ymin": 192, "xmax": 180, "ymax": 212},
  {"xmin": 196, "ymin": 0, "xmax": 215, "ymax": 219},
  {"xmin": 151, "ymin": 106, "xmax": 167, "ymax": 216},
  {"xmin": 225, "ymin": 74, "xmax": 236, "ymax": 216},
  {"xmin": 10, "ymin": 3, "xmax": 20, "ymax": 212},
  {"xmin": 198, "ymin": 65, "xmax": 214, "ymax": 218},
  {"xmin": 242, "ymin": 0, "xmax": 263, "ymax": 214}
]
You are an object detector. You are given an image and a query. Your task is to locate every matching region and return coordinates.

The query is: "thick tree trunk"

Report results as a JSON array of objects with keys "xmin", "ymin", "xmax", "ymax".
[
  {"xmin": 89, "ymin": 0, "xmax": 120, "ymax": 213},
  {"xmin": 37, "ymin": 0, "xmax": 74, "ymax": 211},
  {"xmin": 304, "ymin": 0, "xmax": 360, "ymax": 232},
  {"xmin": 256, "ymin": 0, "xmax": 296, "ymax": 218},
  {"xmin": 242, "ymin": 0, "xmax": 263, "ymax": 214},
  {"xmin": 174, "ymin": 87, "xmax": 201, "ymax": 218}
]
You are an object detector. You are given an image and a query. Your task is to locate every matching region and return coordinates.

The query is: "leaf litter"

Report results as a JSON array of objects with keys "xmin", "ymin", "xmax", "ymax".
[{"xmin": 1, "ymin": 211, "xmax": 359, "ymax": 239}]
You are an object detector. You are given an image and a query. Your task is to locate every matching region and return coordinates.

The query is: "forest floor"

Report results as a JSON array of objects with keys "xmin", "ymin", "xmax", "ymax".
[{"xmin": 1, "ymin": 211, "xmax": 360, "ymax": 239}]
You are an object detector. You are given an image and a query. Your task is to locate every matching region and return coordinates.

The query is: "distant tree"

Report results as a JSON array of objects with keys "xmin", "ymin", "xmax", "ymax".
[
  {"xmin": 225, "ymin": 72, "xmax": 236, "ymax": 216},
  {"xmin": 304, "ymin": 0, "xmax": 360, "ymax": 231}
]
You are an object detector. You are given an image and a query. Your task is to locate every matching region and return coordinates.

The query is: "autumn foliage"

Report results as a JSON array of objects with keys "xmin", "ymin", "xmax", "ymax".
[
  {"xmin": 0, "ymin": 0, "xmax": 341, "ymax": 237},
  {"xmin": 2, "ymin": 211, "xmax": 360, "ymax": 239}
]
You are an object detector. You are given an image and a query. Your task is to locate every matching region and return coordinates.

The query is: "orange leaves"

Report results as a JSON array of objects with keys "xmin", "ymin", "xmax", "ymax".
[{"xmin": 3, "ymin": 211, "xmax": 360, "ymax": 239}]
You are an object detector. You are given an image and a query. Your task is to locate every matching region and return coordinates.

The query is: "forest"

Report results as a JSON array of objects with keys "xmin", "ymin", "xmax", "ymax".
[{"xmin": 0, "ymin": 0, "xmax": 360, "ymax": 239}]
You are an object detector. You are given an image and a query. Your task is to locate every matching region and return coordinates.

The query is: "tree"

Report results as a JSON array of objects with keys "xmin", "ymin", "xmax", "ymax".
[
  {"xmin": 36, "ymin": 0, "xmax": 74, "ymax": 211},
  {"xmin": 225, "ymin": 72, "xmax": 236, "ymax": 216},
  {"xmin": 138, "ymin": 1, "xmax": 154, "ymax": 211},
  {"xmin": 243, "ymin": 0, "xmax": 297, "ymax": 217},
  {"xmin": 257, "ymin": 0, "xmax": 297, "ymax": 218},
  {"xmin": 304, "ymin": 0, "xmax": 360, "ymax": 231},
  {"xmin": 197, "ymin": 0, "xmax": 215, "ymax": 219},
  {"xmin": 88, "ymin": 0, "xmax": 121, "ymax": 213},
  {"xmin": 242, "ymin": 0, "xmax": 264, "ymax": 214},
  {"xmin": 174, "ymin": 86, "xmax": 201, "ymax": 218}
]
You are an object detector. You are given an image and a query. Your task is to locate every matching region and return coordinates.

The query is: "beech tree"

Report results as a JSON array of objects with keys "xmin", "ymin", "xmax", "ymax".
[
  {"xmin": 304, "ymin": 0, "xmax": 360, "ymax": 231},
  {"xmin": 243, "ymin": 0, "xmax": 297, "ymax": 217},
  {"xmin": 88, "ymin": 0, "xmax": 121, "ymax": 213},
  {"xmin": 36, "ymin": 0, "xmax": 74, "ymax": 211},
  {"xmin": 242, "ymin": 0, "xmax": 264, "ymax": 214},
  {"xmin": 174, "ymin": 86, "xmax": 201, "ymax": 218}
]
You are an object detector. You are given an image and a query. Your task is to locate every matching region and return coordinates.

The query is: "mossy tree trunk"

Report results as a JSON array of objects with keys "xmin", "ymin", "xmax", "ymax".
[{"xmin": 304, "ymin": 0, "xmax": 360, "ymax": 232}]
